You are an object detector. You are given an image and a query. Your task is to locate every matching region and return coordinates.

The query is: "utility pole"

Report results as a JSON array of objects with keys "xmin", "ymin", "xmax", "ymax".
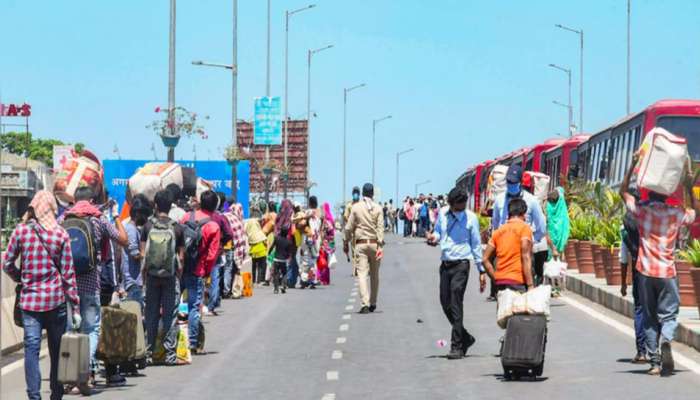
[
  {"xmin": 627, "ymin": 0, "xmax": 631, "ymax": 114},
  {"xmin": 167, "ymin": 0, "xmax": 176, "ymax": 162},
  {"xmin": 231, "ymin": 0, "xmax": 238, "ymax": 202},
  {"xmin": 342, "ymin": 83, "xmax": 366, "ymax": 204}
]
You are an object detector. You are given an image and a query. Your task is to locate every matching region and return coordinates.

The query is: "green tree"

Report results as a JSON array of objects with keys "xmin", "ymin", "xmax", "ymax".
[{"xmin": 0, "ymin": 132, "xmax": 85, "ymax": 168}]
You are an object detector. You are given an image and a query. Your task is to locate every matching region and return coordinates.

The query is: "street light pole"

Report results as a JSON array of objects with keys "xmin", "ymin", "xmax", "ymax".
[
  {"xmin": 284, "ymin": 4, "xmax": 316, "ymax": 200},
  {"xmin": 549, "ymin": 63, "xmax": 573, "ymax": 136},
  {"xmin": 396, "ymin": 148, "xmax": 414, "ymax": 207},
  {"xmin": 342, "ymin": 83, "xmax": 366, "ymax": 204},
  {"xmin": 627, "ymin": 0, "xmax": 631, "ymax": 115},
  {"xmin": 415, "ymin": 180, "xmax": 431, "ymax": 198},
  {"xmin": 552, "ymin": 100, "xmax": 572, "ymax": 137},
  {"xmin": 266, "ymin": 0, "xmax": 271, "ymax": 97},
  {"xmin": 167, "ymin": 0, "xmax": 176, "ymax": 162},
  {"xmin": 231, "ymin": 0, "xmax": 238, "ymax": 202},
  {"xmin": 555, "ymin": 24, "xmax": 584, "ymax": 132},
  {"xmin": 307, "ymin": 44, "xmax": 333, "ymax": 203},
  {"xmin": 371, "ymin": 115, "xmax": 392, "ymax": 187}
]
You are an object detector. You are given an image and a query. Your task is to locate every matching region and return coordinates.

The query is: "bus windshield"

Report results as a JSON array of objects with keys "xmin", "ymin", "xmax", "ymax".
[{"xmin": 656, "ymin": 116, "xmax": 700, "ymax": 161}]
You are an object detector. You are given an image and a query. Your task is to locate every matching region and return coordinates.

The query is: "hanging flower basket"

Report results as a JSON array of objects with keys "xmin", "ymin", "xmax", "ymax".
[
  {"xmin": 160, "ymin": 135, "xmax": 181, "ymax": 148},
  {"xmin": 224, "ymin": 144, "xmax": 246, "ymax": 166}
]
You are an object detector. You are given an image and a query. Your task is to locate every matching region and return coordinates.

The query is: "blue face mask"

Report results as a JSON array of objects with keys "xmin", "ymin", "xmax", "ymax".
[
  {"xmin": 506, "ymin": 182, "xmax": 521, "ymax": 196},
  {"xmin": 352, "ymin": 193, "xmax": 360, "ymax": 202}
]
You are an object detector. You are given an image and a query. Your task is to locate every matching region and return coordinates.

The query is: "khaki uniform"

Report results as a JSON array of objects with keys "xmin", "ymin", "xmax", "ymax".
[{"xmin": 344, "ymin": 198, "xmax": 385, "ymax": 307}]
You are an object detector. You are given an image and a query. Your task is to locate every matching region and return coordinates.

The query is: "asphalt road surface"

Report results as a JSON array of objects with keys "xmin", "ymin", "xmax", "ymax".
[{"xmin": 3, "ymin": 235, "xmax": 700, "ymax": 399}]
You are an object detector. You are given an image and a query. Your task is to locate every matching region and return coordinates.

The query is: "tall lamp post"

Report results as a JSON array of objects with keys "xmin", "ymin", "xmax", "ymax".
[
  {"xmin": 284, "ymin": 4, "xmax": 316, "ymax": 199},
  {"xmin": 306, "ymin": 44, "xmax": 333, "ymax": 203},
  {"xmin": 415, "ymin": 180, "xmax": 431, "ymax": 198},
  {"xmin": 372, "ymin": 115, "xmax": 392, "ymax": 187},
  {"xmin": 167, "ymin": 0, "xmax": 177, "ymax": 162},
  {"xmin": 626, "ymin": 0, "xmax": 631, "ymax": 115},
  {"xmin": 342, "ymin": 83, "xmax": 366, "ymax": 204},
  {"xmin": 552, "ymin": 100, "xmax": 574, "ymax": 136},
  {"xmin": 395, "ymin": 148, "xmax": 414, "ymax": 206},
  {"xmin": 555, "ymin": 24, "xmax": 583, "ymax": 132},
  {"xmin": 192, "ymin": 58, "xmax": 239, "ymax": 201},
  {"xmin": 549, "ymin": 63, "xmax": 573, "ymax": 136}
]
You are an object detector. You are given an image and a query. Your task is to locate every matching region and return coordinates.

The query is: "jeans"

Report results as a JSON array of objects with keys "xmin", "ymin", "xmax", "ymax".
[
  {"xmin": 403, "ymin": 219, "xmax": 412, "ymax": 237},
  {"xmin": 223, "ymin": 250, "xmax": 236, "ymax": 297},
  {"xmin": 631, "ymin": 269, "xmax": 646, "ymax": 355},
  {"xmin": 273, "ymin": 261, "xmax": 288, "ymax": 291},
  {"xmin": 79, "ymin": 292, "xmax": 101, "ymax": 373},
  {"xmin": 420, "ymin": 216, "xmax": 429, "ymax": 237},
  {"xmin": 252, "ymin": 257, "xmax": 267, "ymax": 284},
  {"xmin": 439, "ymin": 260, "xmax": 472, "ymax": 352},
  {"xmin": 532, "ymin": 250, "xmax": 548, "ymax": 286},
  {"xmin": 145, "ymin": 275, "xmax": 179, "ymax": 363},
  {"xmin": 126, "ymin": 284, "xmax": 145, "ymax": 311},
  {"xmin": 182, "ymin": 273, "xmax": 204, "ymax": 348},
  {"xmin": 638, "ymin": 273, "xmax": 680, "ymax": 367},
  {"xmin": 287, "ymin": 254, "xmax": 299, "ymax": 288},
  {"xmin": 23, "ymin": 303, "xmax": 67, "ymax": 400},
  {"xmin": 208, "ymin": 261, "xmax": 223, "ymax": 311}
]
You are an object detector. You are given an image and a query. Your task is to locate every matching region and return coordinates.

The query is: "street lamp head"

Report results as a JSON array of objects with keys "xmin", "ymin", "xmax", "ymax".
[{"xmin": 192, "ymin": 60, "xmax": 204, "ymax": 65}]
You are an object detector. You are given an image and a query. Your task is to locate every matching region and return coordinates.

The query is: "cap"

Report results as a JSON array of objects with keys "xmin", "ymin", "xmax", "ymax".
[{"xmin": 506, "ymin": 164, "xmax": 523, "ymax": 184}]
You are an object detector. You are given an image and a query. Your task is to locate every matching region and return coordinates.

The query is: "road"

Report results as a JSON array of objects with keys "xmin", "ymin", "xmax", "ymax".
[{"xmin": 2, "ymin": 234, "xmax": 700, "ymax": 399}]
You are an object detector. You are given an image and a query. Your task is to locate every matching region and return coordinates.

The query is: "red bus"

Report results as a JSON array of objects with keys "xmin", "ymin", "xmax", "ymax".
[
  {"xmin": 526, "ymin": 138, "xmax": 567, "ymax": 172},
  {"xmin": 542, "ymin": 135, "xmax": 590, "ymax": 189}
]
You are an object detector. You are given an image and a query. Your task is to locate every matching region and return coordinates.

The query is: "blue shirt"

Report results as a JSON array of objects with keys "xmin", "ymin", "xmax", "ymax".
[
  {"xmin": 120, "ymin": 222, "xmax": 142, "ymax": 290},
  {"xmin": 432, "ymin": 208, "xmax": 484, "ymax": 272},
  {"xmin": 491, "ymin": 190, "xmax": 547, "ymax": 242}
]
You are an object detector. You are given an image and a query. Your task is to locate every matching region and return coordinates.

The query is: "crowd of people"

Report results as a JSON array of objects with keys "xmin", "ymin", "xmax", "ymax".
[
  {"xmin": 423, "ymin": 161, "xmax": 695, "ymax": 378},
  {"xmin": 3, "ymin": 183, "xmax": 339, "ymax": 399}
]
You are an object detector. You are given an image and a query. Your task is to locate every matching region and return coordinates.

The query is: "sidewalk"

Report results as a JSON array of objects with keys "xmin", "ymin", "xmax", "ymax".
[{"xmin": 565, "ymin": 269, "xmax": 700, "ymax": 352}]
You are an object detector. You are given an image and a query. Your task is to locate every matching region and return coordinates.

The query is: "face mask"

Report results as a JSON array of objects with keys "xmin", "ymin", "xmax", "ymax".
[
  {"xmin": 506, "ymin": 183, "xmax": 521, "ymax": 196},
  {"xmin": 352, "ymin": 193, "xmax": 360, "ymax": 202}
]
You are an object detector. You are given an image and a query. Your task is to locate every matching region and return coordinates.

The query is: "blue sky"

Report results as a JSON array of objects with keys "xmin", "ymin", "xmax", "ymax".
[{"xmin": 2, "ymin": 1, "xmax": 699, "ymax": 205}]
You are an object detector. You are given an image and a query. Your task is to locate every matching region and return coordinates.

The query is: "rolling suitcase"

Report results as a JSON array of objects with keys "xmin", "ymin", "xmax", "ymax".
[
  {"xmin": 119, "ymin": 300, "xmax": 147, "ymax": 370},
  {"xmin": 501, "ymin": 314, "xmax": 547, "ymax": 380},
  {"xmin": 57, "ymin": 331, "xmax": 91, "ymax": 395},
  {"xmin": 96, "ymin": 305, "xmax": 138, "ymax": 363}
]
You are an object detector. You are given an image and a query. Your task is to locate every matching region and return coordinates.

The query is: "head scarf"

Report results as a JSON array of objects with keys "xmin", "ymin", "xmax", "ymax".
[
  {"xmin": 29, "ymin": 190, "xmax": 59, "ymax": 230},
  {"xmin": 546, "ymin": 186, "xmax": 570, "ymax": 253},
  {"xmin": 275, "ymin": 199, "xmax": 294, "ymax": 235},
  {"xmin": 323, "ymin": 202, "xmax": 335, "ymax": 227}
]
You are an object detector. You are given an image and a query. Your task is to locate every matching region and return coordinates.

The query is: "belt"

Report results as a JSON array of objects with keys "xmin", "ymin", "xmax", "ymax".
[
  {"xmin": 355, "ymin": 239, "xmax": 378, "ymax": 245},
  {"xmin": 441, "ymin": 259, "xmax": 469, "ymax": 268}
]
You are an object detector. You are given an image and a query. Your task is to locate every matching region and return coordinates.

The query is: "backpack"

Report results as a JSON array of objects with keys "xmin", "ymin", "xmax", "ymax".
[
  {"xmin": 144, "ymin": 217, "xmax": 178, "ymax": 278},
  {"xmin": 62, "ymin": 216, "xmax": 98, "ymax": 275},
  {"xmin": 399, "ymin": 209, "xmax": 406, "ymax": 220},
  {"xmin": 182, "ymin": 212, "xmax": 211, "ymax": 273}
]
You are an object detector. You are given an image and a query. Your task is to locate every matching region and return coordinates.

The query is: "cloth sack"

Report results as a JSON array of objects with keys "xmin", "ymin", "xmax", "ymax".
[
  {"xmin": 128, "ymin": 162, "xmax": 183, "ymax": 201},
  {"xmin": 543, "ymin": 260, "xmax": 567, "ymax": 279},
  {"xmin": 636, "ymin": 127, "xmax": 689, "ymax": 196},
  {"xmin": 488, "ymin": 165, "xmax": 509, "ymax": 203},
  {"xmin": 53, "ymin": 150, "xmax": 104, "ymax": 206},
  {"xmin": 497, "ymin": 285, "xmax": 552, "ymax": 329}
]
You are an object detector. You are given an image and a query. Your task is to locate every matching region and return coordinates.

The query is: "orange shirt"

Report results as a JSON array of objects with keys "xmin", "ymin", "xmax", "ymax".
[{"xmin": 488, "ymin": 219, "xmax": 533, "ymax": 284}]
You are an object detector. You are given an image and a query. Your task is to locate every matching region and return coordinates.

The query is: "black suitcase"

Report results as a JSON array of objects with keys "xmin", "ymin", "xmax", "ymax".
[{"xmin": 501, "ymin": 314, "xmax": 547, "ymax": 380}]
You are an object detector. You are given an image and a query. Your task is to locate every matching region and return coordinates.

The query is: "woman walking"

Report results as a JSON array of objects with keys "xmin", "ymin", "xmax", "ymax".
[{"xmin": 318, "ymin": 202, "xmax": 336, "ymax": 285}]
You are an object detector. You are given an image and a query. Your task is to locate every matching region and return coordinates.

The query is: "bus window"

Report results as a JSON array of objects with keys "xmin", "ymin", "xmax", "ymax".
[
  {"xmin": 525, "ymin": 157, "xmax": 534, "ymax": 171},
  {"xmin": 657, "ymin": 116, "xmax": 700, "ymax": 161}
]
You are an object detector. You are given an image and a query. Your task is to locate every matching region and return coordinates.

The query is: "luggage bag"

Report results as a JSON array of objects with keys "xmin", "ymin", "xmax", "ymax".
[
  {"xmin": 57, "ymin": 331, "xmax": 91, "ymax": 394},
  {"xmin": 119, "ymin": 300, "xmax": 147, "ymax": 369},
  {"xmin": 501, "ymin": 314, "xmax": 547, "ymax": 380},
  {"xmin": 96, "ymin": 305, "xmax": 138, "ymax": 363}
]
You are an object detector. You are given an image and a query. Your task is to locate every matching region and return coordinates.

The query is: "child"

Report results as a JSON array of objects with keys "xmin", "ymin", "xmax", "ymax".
[{"xmin": 272, "ymin": 225, "xmax": 294, "ymax": 294}]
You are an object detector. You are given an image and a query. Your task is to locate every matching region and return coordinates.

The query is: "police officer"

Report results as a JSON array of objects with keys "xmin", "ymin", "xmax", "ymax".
[
  {"xmin": 343, "ymin": 186, "xmax": 362, "ymax": 275},
  {"xmin": 344, "ymin": 183, "xmax": 384, "ymax": 314}
]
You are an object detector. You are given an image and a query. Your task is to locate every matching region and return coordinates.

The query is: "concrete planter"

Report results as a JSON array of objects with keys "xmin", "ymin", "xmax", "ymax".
[
  {"xmin": 575, "ymin": 241, "xmax": 595, "ymax": 274},
  {"xmin": 690, "ymin": 268, "xmax": 700, "ymax": 316},
  {"xmin": 677, "ymin": 260, "xmax": 697, "ymax": 307},
  {"xmin": 565, "ymin": 240, "xmax": 578, "ymax": 270},
  {"xmin": 592, "ymin": 244, "xmax": 606, "ymax": 279}
]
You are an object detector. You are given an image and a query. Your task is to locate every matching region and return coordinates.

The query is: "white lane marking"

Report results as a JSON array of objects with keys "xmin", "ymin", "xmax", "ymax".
[
  {"xmin": 348, "ymin": 298, "xmax": 356, "ymax": 303},
  {"xmin": 561, "ymin": 296, "xmax": 700, "ymax": 376},
  {"xmin": 336, "ymin": 337, "xmax": 347, "ymax": 344},
  {"xmin": 342, "ymin": 314, "xmax": 352, "ymax": 320},
  {"xmin": 322, "ymin": 394, "xmax": 336, "ymax": 400},
  {"xmin": 345, "ymin": 305, "xmax": 353, "ymax": 311},
  {"xmin": 339, "ymin": 324, "xmax": 349, "ymax": 332},
  {"xmin": 326, "ymin": 371, "xmax": 339, "ymax": 381},
  {"xmin": 350, "ymin": 292, "xmax": 357, "ymax": 297},
  {"xmin": 332, "ymin": 350, "xmax": 343, "ymax": 360},
  {"xmin": 2, "ymin": 347, "xmax": 49, "ymax": 376},
  {"xmin": 353, "ymin": 282, "xmax": 358, "ymax": 287}
]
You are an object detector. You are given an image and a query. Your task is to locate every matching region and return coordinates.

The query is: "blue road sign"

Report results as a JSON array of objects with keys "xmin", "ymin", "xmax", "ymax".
[
  {"xmin": 103, "ymin": 160, "xmax": 250, "ymax": 218},
  {"xmin": 254, "ymin": 96, "xmax": 282, "ymax": 145}
]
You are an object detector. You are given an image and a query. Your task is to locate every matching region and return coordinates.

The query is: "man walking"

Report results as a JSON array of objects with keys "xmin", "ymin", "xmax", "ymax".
[
  {"xmin": 344, "ymin": 183, "xmax": 385, "ymax": 314},
  {"xmin": 620, "ymin": 158, "xmax": 698, "ymax": 376},
  {"xmin": 427, "ymin": 187, "xmax": 486, "ymax": 359},
  {"xmin": 343, "ymin": 187, "xmax": 361, "ymax": 276}
]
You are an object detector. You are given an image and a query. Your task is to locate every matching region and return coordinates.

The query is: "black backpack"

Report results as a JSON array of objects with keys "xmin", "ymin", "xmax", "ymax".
[
  {"xmin": 62, "ymin": 216, "xmax": 98, "ymax": 275},
  {"xmin": 622, "ymin": 210, "xmax": 640, "ymax": 265},
  {"xmin": 182, "ymin": 212, "xmax": 211, "ymax": 273}
]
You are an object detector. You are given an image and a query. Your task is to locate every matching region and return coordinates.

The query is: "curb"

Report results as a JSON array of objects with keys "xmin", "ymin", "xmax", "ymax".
[{"xmin": 565, "ymin": 270, "xmax": 700, "ymax": 353}]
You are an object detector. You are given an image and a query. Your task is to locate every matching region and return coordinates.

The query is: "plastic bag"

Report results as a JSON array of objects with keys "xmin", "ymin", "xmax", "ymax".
[
  {"xmin": 496, "ymin": 285, "xmax": 552, "ymax": 329},
  {"xmin": 543, "ymin": 260, "xmax": 567, "ymax": 279}
]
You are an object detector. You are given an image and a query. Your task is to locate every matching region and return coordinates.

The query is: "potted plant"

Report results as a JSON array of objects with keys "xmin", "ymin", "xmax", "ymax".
[
  {"xmin": 570, "ymin": 215, "xmax": 596, "ymax": 274},
  {"xmin": 224, "ymin": 144, "xmax": 246, "ymax": 166},
  {"xmin": 147, "ymin": 106, "xmax": 209, "ymax": 150},
  {"xmin": 678, "ymin": 239, "xmax": 700, "ymax": 309},
  {"xmin": 596, "ymin": 218, "xmax": 623, "ymax": 285}
]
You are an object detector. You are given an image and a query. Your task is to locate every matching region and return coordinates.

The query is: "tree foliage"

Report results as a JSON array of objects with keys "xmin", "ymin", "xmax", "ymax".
[{"xmin": 0, "ymin": 131, "xmax": 85, "ymax": 168}]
